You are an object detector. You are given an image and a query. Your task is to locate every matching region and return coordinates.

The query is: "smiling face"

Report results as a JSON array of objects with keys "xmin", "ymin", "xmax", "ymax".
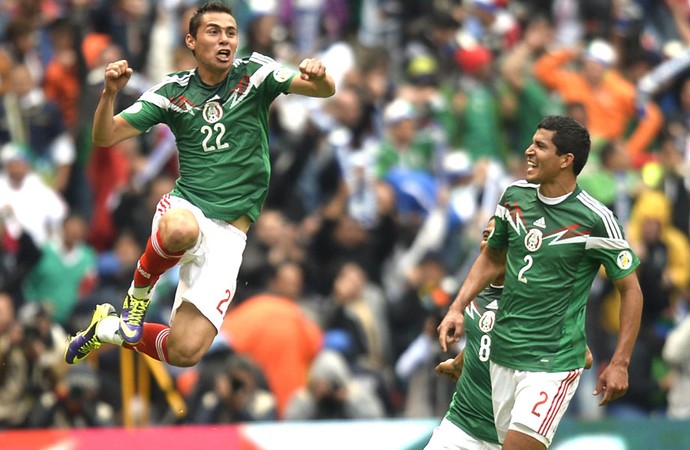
[
  {"xmin": 185, "ymin": 11, "xmax": 238, "ymax": 85},
  {"xmin": 525, "ymin": 128, "xmax": 575, "ymax": 195}
]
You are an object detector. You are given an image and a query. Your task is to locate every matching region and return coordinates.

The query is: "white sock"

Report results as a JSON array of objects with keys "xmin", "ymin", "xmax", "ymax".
[
  {"xmin": 129, "ymin": 282, "xmax": 153, "ymax": 301},
  {"xmin": 96, "ymin": 316, "xmax": 124, "ymax": 346}
]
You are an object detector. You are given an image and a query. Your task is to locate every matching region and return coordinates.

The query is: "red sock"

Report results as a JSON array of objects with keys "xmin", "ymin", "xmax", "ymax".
[
  {"xmin": 124, "ymin": 323, "xmax": 170, "ymax": 363},
  {"xmin": 133, "ymin": 229, "xmax": 184, "ymax": 288}
]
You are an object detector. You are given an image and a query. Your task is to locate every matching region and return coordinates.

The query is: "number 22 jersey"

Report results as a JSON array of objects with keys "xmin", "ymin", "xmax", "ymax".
[{"xmin": 118, "ymin": 52, "xmax": 297, "ymax": 222}]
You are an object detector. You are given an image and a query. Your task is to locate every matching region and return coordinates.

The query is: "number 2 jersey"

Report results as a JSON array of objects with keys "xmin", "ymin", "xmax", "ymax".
[
  {"xmin": 487, "ymin": 181, "xmax": 639, "ymax": 372},
  {"xmin": 445, "ymin": 285, "xmax": 502, "ymax": 445},
  {"xmin": 117, "ymin": 52, "xmax": 298, "ymax": 222}
]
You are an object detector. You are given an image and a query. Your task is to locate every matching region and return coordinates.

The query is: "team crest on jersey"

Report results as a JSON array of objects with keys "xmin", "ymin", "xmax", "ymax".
[
  {"xmin": 202, "ymin": 101, "xmax": 223, "ymax": 123},
  {"xmin": 524, "ymin": 228, "xmax": 543, "ymax": 252},
  {"xmin": 616, "ymin": 250, "xmax": 633, "ymax": 270},
  {"xmin": 479, "ymin": 311, "xmax": 496, "ymax": 333}
]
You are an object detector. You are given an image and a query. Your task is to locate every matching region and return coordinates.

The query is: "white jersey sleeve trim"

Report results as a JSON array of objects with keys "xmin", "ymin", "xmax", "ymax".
[
  {"xmin": 577, "ymin": 191, "xmax": 623, "ymax": 240},
  {"xmin": 584, "ymin": 236, "xmax": 631, "ymax": 250}
]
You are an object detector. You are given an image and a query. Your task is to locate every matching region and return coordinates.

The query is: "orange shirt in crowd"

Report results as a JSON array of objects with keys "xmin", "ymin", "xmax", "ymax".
[
  {"xmin": 221, "ymin": 294, "xmax": 323, "ymax": 418},
  {"xmin": 534, "ymin": 49, "xmax": 663, "ymax": 167}
]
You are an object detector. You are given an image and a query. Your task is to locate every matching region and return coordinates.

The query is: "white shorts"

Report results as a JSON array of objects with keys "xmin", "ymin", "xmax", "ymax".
[
  {"xmin": 490, "ymin": 362, "xmax": 582, "ymax": 448},
  {"xmin": 152, "ymin": 194, "xmax": 247, "ymax": 332},
  {"xmin": 424, "ymin": 418, "xmax": 501, "ymax": 450}
]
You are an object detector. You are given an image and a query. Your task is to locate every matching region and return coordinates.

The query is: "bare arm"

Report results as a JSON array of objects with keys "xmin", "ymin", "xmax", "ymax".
[
  {"xmin": 287, "ymin": 58, "xmax": 336, "ymax": 98},
  {"xmin": 437, "ymin": 245, "xmax": 505, "ymax": 352},
  {"xmin": 593, "ymin": 272, "xmax": 642, "ymax": 406},
  {"xmin": 92, "ymin": 60, "xmax": 143, "ymax": 147}
]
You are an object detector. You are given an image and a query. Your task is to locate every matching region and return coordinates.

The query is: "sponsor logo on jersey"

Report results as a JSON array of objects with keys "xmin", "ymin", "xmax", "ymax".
[
  {"xmin": 479, "ymin": 310, "xmax": 496, "ymax": 333},
  {"xmin": 524, "ymin": 228, "xmax": 543, "ymax": 252},
  {"xmin": 616, "ymin": 250, "xmax": 633, "ymax": 270},
  {"xmin": 202, "ymin": 101, "xmax": 223, "ymax": 123},
  {"xmin": 486, "ymin": 300, "xmax": 499, "ymax": 310},
  {"xmin": 273, "ymin": 67, "xmax": 294, "ymax": 83},
  {"xmin": 533, "ymin": 217, "xmax": 546, "ymax": 228}
]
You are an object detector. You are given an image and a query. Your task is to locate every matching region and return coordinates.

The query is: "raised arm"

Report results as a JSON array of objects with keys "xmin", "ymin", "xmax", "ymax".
[
  {"xmin": 437, "ymin": 245, "xmax": 506, "ymax": 352},
  {"xmin": 92, "ymin": 60, "xmax": 143, "ymax": 147},
  {"xmin": 287, "ymin": 58, "xmax": 336, "ymax": 98}
]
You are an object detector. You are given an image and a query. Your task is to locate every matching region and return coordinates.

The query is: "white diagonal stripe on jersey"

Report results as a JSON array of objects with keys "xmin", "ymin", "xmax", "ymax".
[
  {"xmin": 585, "ymin": 236, "xmax": 631, "ymax": 250},
  {"xmin": 249, "ymin": 52, "xmax": 278, "ymax": 66},
  {"xmin": 510, "ymin": 179, "xmax": 540, "ymax": 189},
  {"xmin": 581, "ymin": 191, "xmax": 622, "ymax": 239},
  {"xmin": 577, "ymin": 192, "xmax": 622, "ymax": 240}
]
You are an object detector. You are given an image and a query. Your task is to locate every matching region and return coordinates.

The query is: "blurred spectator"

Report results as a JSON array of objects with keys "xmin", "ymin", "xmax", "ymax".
[
  {"xmin": 221, "ymin": 263, "xmax": 324, "ymax": 418},
  {"xmin": 27, "ymin": 363, "xmax": 114, "ymax": 428},
  {"xmin": 323, "ymin": 261, "xmax": 392, "ymax": 375},
  {"xmin": 656, "ymin": 126, "xmax": 690, "ymax": 238},
  {"xmin": 662, "ymin": 301, "xmax": 690, "ymax": 418},
  {"xmin": 0, "ymin": 63, "xmax": 76, "ymax": 193},
  {"xmin": 0, "ymin": 291, "xmax": 31, "ymax": 428},
  {"xmin": 0, "ymin": 142, "xmax": 66, "ymax": 245},
  {"xmin": 17, "ymin": 302, "xmax": 68, "ymax": 396},
  {"xmin": 284, "ymin": 349, "xmax": 385, "ymax": 420},
  {"xmin": 307, "ymin": 179, "xmax": 396, "ymax": 296},
  {"xmin": 23, "ymin": 214, "xmax": 98, "ymax": 329},
  {"xmin": 453, "ymin": 41, "xmax": 506, "ymax": 163},
  {"xmin": 191, "ymin": 352, "xmax": 277, "ymax": 424},
  {"xmin": 90, "ymin": 0, "xmax": 155, "ymax": 73},
  {"xmin": 534, "ymin": 38, "xmax": 664, "ymax": 168},
  {"xmin": 403, "ymin": 11, "xmax": 461, "ymax": 86},
  {"xmin": 43, "ymin": 18, "xmax": 81, "ymax": 131},
  {"xmin": 578, "ymin": 139, "xmax": 641, "ymax": 225},
  {"xmin": 461, "ymin": 0, "xmax": 520, "ymax": 55},
  {"xmin": 600, "ymin": 189, "xmax": 690, "ymax": 416},
  {"xmin": 1, "ymin": 17, "xmax": 44, "ymax": 83},
  {"xmin": 237, "ymin": 210, "xmax": 307, "ymax": 302},
  {"xmin": 500, "ymin": 15, "xmax": 564, "ymax": 154}
]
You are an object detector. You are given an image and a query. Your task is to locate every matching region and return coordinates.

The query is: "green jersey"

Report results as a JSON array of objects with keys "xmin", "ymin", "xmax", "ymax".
[
  {"xmin": 118, "ymin": 52, "xmax": 297, "ymax": 221},
  {"xmin": 445, "ymin": 285, "xmax": 502, "ymax": 445},
  {"xmin": 488, "ymin": 181, "xmax": 639, "ymax": 372}
]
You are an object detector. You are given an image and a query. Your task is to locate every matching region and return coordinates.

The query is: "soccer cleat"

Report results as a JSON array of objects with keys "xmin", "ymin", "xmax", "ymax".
[
  {"xmin": 65, "ymin": 303, "xmax": 117, "ymax": 364},
  {"xmin": 119, "ymin": 293, "xmax": 151, "ymax": 344}
]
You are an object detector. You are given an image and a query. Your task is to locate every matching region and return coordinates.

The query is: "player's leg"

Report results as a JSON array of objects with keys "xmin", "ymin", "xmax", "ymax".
[
  {"xmin": 165, "ymin": 302, "xmax": 216, "ymax": 366},
  {"xmin": 153, "ymin": 218, "xmax": 246, "ymax": 366},
  {"xmin": 500, "ymin": 367, "xmax": 583, "ymax": 450},
  {"xmin": 120, "ymin": 203, "xmax": 199, "ymax": 344},
  {"xmin": 501, "ymin": 429, "xmax": 546, "ymax": 450}
]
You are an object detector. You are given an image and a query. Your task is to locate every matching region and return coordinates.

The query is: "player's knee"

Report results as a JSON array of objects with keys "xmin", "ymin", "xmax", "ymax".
[
  {"xmin": 167, "ymin": 341, "xmax": 206, "ymax": 367},
  {"xmin": 159, "ymin": 209, "xmax": 199, "ymax": 252}
]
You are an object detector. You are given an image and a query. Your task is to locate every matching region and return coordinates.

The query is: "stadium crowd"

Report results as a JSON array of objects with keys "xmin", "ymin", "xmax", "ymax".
[{"xmin": 1, "ymin": 0, "xmax": 690, "ymax": 429}]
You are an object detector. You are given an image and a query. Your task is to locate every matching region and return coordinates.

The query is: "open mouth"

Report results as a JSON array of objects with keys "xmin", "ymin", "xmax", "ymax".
[{"xmin": 217, "ymin": 49, "xmax": 231, "ymax": 62}]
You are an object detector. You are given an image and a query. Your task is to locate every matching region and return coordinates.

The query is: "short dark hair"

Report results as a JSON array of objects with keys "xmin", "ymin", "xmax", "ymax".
[
  {"xmin": 537, "ymin": 115, "xmax": 591, "ymax": 175},
  {"xmin": 189, "ymin": 1, "xmax": 233, "ymax": 38}
]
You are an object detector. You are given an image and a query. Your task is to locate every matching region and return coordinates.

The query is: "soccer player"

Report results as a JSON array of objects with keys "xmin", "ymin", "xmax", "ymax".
[
  {"xmin": 425, "ymin": 218, "xmax": 503, "ymax": 450},
  {"xmin": 437, "ymin": 115, "xmax": 643, "ymax": 450},
  {"xmin": 65, "ymin": 2, "xmax": 335, "ymax": 367}
]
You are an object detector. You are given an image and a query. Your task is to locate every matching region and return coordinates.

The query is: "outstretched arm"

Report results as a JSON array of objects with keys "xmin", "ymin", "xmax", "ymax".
[
  {"xmin": 92, "ymin": 60, "xmax": 142, "ymax": 147},
  {"xmin": 593, "ymin": 272, "xmax": 642, "ymax": 406},
  {"xmin": 288, "ymin": 58, "xmax": 336, "ymax": 98}
]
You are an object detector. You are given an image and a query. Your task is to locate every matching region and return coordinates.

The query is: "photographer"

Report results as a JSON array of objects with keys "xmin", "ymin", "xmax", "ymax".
[
  {"xmin": 192, "ymin": 354, "xmax": 277, "ymax": 424},
  {"xmin": 284, "ymin": 349, "xmax": 385, "ymax": 420}
]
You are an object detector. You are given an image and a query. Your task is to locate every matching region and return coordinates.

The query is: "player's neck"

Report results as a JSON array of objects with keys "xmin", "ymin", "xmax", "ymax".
[
  {"xmin": 196, "ymin": 66, "xmax": 230, "ymax": 87},
  {"xmin": 538, "ymin": 176, "xmax": 576, "ymax": 199}
]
